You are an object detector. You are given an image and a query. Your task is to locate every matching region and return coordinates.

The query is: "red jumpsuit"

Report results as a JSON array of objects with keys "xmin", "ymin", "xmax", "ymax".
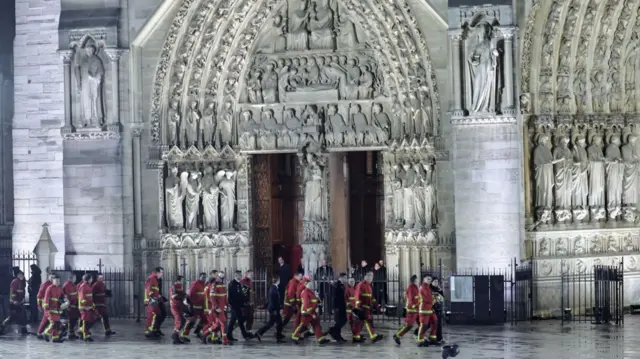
[
  {"xmin": 292, "ymin": 277, "xmax": 310, "ymax": 332},
  {"xmin": 78, "ymin": 281, "xmax": 99, "ymax": 340},
  {"xmin": 43, "ymin": 284, "xmax": 64, "ymax": 341},
  {"xmin": 281, "ymin": 277, "xmax": 299, "ymax": 325},
  {"xmin": 92, "ymin": 281, "xmax": 111, "ymax": 332},
  {"xmin": 3, "ymin": 278, "xmax": 26, "ymax": 329},
  {"xmin": 353, "ymin": 280, "xmax": 379, "ymax": 340},
  {"xmin": 395, "ymin": 283, "xmax": 419, "ymax": 337},
  {"xmin": 345, "ymin": 284, "xmax": 359, "ymax": 339},
  {"xmin": 291, "ymin": 287, "xmax": 326, "ymax": 341},
  {"xmin": 144, "ymin": 273, "xmax": 162, "ymax": 334},
  {"xmin": 62, "ymin": 280, "xmax": 79, "ymax": 334},
  {"xmin": 182, "ymin": 280, "xmax": 207, "ymax": 336},
  {"xmin": 417, "ymin": 283, "xmax": 437, "ymax": 344},
  {"xmin": 170, "ymin": 281, "xmax": 186, "ymax": 333},
  {"xmin": 240, "ymin": 277, "xmax": 254, "ymax": 330},
  {"xmin": 202, "ymin": 281, "xmax": 228, "ymax": 343},
  {"xmin": 36, "ymin": 280, "xmax": 52, "ymax": 334}
]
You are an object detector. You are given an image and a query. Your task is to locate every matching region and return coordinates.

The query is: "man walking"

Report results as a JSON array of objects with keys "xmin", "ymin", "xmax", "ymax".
[
  {"xmin": 144, "ymin": 267, "xmax": 164, "ymax": 338},
  {"xmin": 417, "ymin": 274, "xmax": 437, "ymax": 347},
  {"xmin": 42, "ymin": 274, "xmax": 65, "ymax": 343},
  {"xmin": 352, "ymin": 271, "xmax": 384, "ymax": 343},
  {"xmin": 182, "ymin": 272, "xmax": 207, "ymax": 339},
  {"xmin": 78, "ymin": 273, "xmax": 100, "ymax": 342},
  {"xmin": 170, "ymin": 275, "xmax": 187, "ymax": 344},
  {"xmin": 255, "ymin": 275, "xmax": 285, "ymax": 343},
  {"xmin": 93, "ymin": 273, "xmax": 115, "ymax": 336},
  {"xmin": 226, "ymin": 270, "xmax": 255, "ymax": 341},
  {"xmin": 36, "ymin": 273, "xmax": 53, "ymax": 339},
  {"xmin": 0, "ymin": 270, "xmax": 28, "ymax": 335},
  {"xmin": 291, "ymin": 279, "xmax": 329, "ymax": 345},
  {"xmin": 327, "ymin": 272, "xmax": 347, "ymax": 343},
  {"xmin": 393, "ymin": 274, "xmax": 419, "ymax": 345},
  {"xmin": 240, "ymin": 270, "xmax": 254, "ymax": 331},
  {"xmin": 62, "ymin": 273, "xmax": 79, "ymax": 339}
]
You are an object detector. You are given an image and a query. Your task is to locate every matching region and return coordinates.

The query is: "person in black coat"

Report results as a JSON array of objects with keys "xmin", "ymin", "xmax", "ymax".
[
  {"xmin": 276, "ymin": 257, "xmax": 292, "ymax": 305},
  {"xmin": 315, "ymin": 260, "xmax": 334, "ymax": 314},
  {"xmin": 354, "ymin": 260, "xmax": 368, "ymax": 281},
  {"xmin": 255, "ymin": 276, "xmax": 285, "ymax": 342},
  {"xmin": 327, "ymin": 272, "xmax": 348, "ymax": 343},
  {"xmin": 226, "ymin": 271, "xmax": 255, "ymax": 341},
  {"xmin": 432, "ymin": 277, "xmax": 445, "ymax": 343},
  {"xmin": 28, "ymin": 264, "xmax": 42, "ymax": 323}
]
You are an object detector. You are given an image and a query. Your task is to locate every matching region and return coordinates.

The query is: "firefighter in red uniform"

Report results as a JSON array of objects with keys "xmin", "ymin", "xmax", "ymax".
[
  {"xmin": 353, "ymin": 271, "xmax": 384, "ymax": 343},
  {"xmin": 291, "ymin": 279, "xmax": 329, "ymax": 345},
  {"xmin": 211, "ymin": 272, "xmax": 230, "ymax": 344},
  {"xmin": 393, "ymin": 274, "xmax": 419, "ymax": 345},
  {"xmin": 36, "ymin": 273, "xmax": 53, "ymax": 339},
  {"xmin": 417, "ymin": 274, "xmax": 437, "ymax": 347},
  {"xmin": 240, "ymin": 270, "xmax": 254, "ymax": 331},
  {"xmin": 344, "ymin": 277, "xmax": 362, "ymax": 343},
  {"xmin": 144, "ymin": 267, "xmax": 164, "ymax": 338},
  {"xmin": 293, "ymin": 275, "xmax": 312, "ymax": 336},
  {"xmin": 78, "ymin": 273, "xmax": 100, "ymax": 341},
  {"xmin": 93, "ymin": 273, "xmax": 115, "ymax": 335},
  {"xmin": 62, "ymin": 273, "xmax": 79, "ymax": 339},
  {"xmin": 170, "ymin": 275, "xmax": 188, "ymax": 344},
  {"xmin": 282, "ymin": 271, "xmax": 303, "ymax": 327},
  {"xmin": 43, "ymin": 274, "xmax": 65, "ymax": 343},
  {"xmin": 182, "ymin": 272, "xmax": 207, "ymax": 339},
  {"xmin": 0, "ymin": 270, "xmax": 27, "ymax": 335}
]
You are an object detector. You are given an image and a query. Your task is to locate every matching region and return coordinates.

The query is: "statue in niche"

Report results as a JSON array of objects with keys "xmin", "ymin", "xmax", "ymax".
[
  {"xmin": 571, "ymin": 132, "xmax": 589, "ymax": 221},
  {"xmin": 256, "ymin": 14, "xmax": 287, "ymax": 54},
  {"xmin": 182, "ymin": 100, "xmax": 200, "ymax": 148},
  {"xmin": 201, "ymin": 167, "xmax": 222, "ymax": 231},
  {"xmin": 167, "ymin": 99, "xmax": 180, "ymax": 147},
  {"xmin": 359, "ymin": 65, "xmax": 374, "ymax": 99},
  {"xmin": 391, "ymin": 100, "xmax": 404, "ymax": 140},
  {"xmin": 401, "ymin": 162, "xmax": 417, "ymax": 229},
  {"xmin": 219, "ymin": 170, "xmax": 237, "ymax": 231},
  {"xmin": 405, "ymin": 94, "xmax": 421, "ymax": 137},
  {"xmin": 391, "ymin": 165, "xmax": 404, "ymax": 225},
  {"xmin": 183, "ymin": 170, "xmax": 202, "ymax": 231},
  {"xmin": 165, "ymin": 167, "xmax": 185, "ymax": 230},
  {"xmin": 422, "ymin": 161, "xmax": 437, "ymax": 229},
  {"xmin": 336, "ymin": 11, "xmax": 359, "ymax": 49},
  {"xmin": 553, "ymin": 135, "xmax": 573, "ymax": 222},
  {"xmin": 372, "ymin": 103, "xmax": 390, "ymax": 144},
  {"xmin": 287, "ymin": 0, "xmax": 310, "ymax": 51},
  {"xmin": 201, "ymin": 102, "xmax": 216, "ymax": 147},
  {"xmin": 325, "ymin": 104, "xmax": 345, "ymax": 146},
  {"xmin": 413, "ymin": 162, "xmax": 426, "ymax": 230},
  {"xmin": 239, "ymin": 110, "xmax": 259, "ymax": 150},
  {"xmin": 588, "ymin": 133, "xmax": 606, "ymax": 220},
  {"xmin": 533, "ymin": 134, "xmax": 556, "ymax": 222},
  {"xmin": 218, "ymin": 101, "xmax": 234, "ymax": 146},
  {"xmin": 261, "ymin": 63, "xmax": 279, "ymax": 103},
  {"xmin": 260, "ymin": 109, "xmax": 279, "ymax": 149},
  {"xmin": 605, "ymin": 133, "xmax": 623, "ymax": 219},
  {"xmin": 246, "ymin": 70, "xmax": 263, "ymax": 104},
  {"xmin": 309, "ymin": 0, "xmax": 334, "ymax": 50},
  {"xmin": 621, "ymin": 134, "xmax": 639, "ymax": 215},
  {"xmin": 467, "ymin": 22, "xmax": 499, "ymax": 113},
  {"xmin": 591, "ymin": 71, "xmax": 609, "ymax": 112},
  {"xmin": 302, "ymin": 154, "xmax": 326, "ymax": 221},
  {"xmin": 74, "ymin": 43, "xmax": 105, "ymax": 128},
  {"xmin": 418, "ymin": 91, "xmax": 433, "ymax": 136}
]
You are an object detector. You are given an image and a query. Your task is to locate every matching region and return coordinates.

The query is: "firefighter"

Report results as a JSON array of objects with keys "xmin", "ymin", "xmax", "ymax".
[
  {"xmin": 344, "ymin": 277, "xmax": 361, "ymax": 343},
  {"xmin": 78, "ymin": 273, "xmax": 100, "ymax": 342},
  {"xmin": 0, "ymin": 270, "xmax": 27, "ymax": 336},
  {"xmin": 170, "ymin": 275, "xmax": 187, "ymax": 344},
  {"xmin": 62, "ymin": 273, "xmax": 79, "ymax": 339},
  {"xmin": 352, "ymin": 271, "xmax": 384, "ymax": 343},
  {"xmin": 36, "ymin": 273, "xmax": 53, "ymax": 339},
  {"xmin": 282, "ymin": 270, "xmax": 303, "ymax": 327},
  {"xmin": 93, "ymin": 273, "xmax": 115, "ymax": 336},
  {"xmin": 291, "ymin": 279, "xmax": 329, "ymax": 345},
  {"xmin": 144, "ymin": 267, "xmax": 164, "ymax": 338},
  {"xmin": 182, "ymin": 272, "xmax": 207, "ymax": 340},
  {"xmin": 240, "ymin": 270, "xmax": 254, "ymax": 331},
  {"xmin": 393, "ymin": 274, "xmax": 419, "ymax": 345},
  {"xmin": 42, "ymin": 274, "xmax": 65, "ymax": 343},
  {"xmin": 196, "ymin": 270, "xmax": 217, "ymax": 337},
  {"xmin": 417, "ymin": 274, "xmax": 437, "ymax": 347},
  {"xmin": 293, "ymin": 275, "xmax": 312, "ymax": 337}
]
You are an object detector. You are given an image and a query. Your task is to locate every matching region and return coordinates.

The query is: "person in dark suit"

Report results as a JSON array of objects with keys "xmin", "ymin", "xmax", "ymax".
[
  {"xmin": 255, "ymin": 276, "xmax": 285, "ymax": 343},
  {"xmin": 327, "ymin": 272, "xmax": 347, "ymax": 343},
  {"xmin": 354, "ymin": 260, "xmax": 368, "ymax": 281},
  {"xmin": 277, "ymin": 256, "xmax": 292, "ymax": 304},
  {"xmin": 28, "ymin": 264, "xmax": 42, "ymax": 323},
  {"xmin": 226, "ymin": 271, "xmax": 255, "ymax": 341},
  {"xmin": 431, "ymin": 277, "xmax": 445, "ymax": 343},
  {"xmin": 315, "ymin": 260, "xmax": 334, "ymax": 314}
]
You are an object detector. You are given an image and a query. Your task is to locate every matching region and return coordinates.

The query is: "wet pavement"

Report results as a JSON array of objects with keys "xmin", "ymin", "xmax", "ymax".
[{"xmin": 0, "ymin": 316, "xmax": 638, "ymax": 359}]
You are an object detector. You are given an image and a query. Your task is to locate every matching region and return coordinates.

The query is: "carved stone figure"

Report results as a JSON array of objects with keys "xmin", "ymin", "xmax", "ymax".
[
  {"xmin": 372, "ymin": 103, "xmax": 390, "ymax": 144},
  {"xmin": 201, "ymin": 167, "xmax": 221, "ymax": 231},
  {"xmin": 167, "ymin": 99, "xmax": 180, "ymax": 146},
  {"xmin": 336, "ymin": 12, "xmax": 359, "ymax": 49},
  {"xmin": 239, "ymin": 110, "xmax": 259, "ymax": 150},
  {"xmin": 622, "ymin": 134, "xmax": 639, "ymax": 211},
  {"xmin": 344, "ymin": 59, "xmax": 361, "ymax": 100},
  {"xmin": 553, "ymin": 135, "xmax": 573, "ymax": 222},
  {"xmin": 256, "ymin": 14, "xmax": 287, "ymax": 54},
  {"xmin": 588, "ymin": 134, "xmax": 606, "ymax": 220},
  {"xmin": 401, "ymin": 162, "xmax": 416, "ymax": 229},
  {"xmin": 75, "ymin": 44, "xmax": 105, "ymax": 127},
  {"xmin": 571, "ymin": 134, "xmax": 589, "ymax": 221},
  {"xmin": 358, "ymin": 65, "xmax": 374, "ymax": 99},
  {"xmin": 281, "ymin": 108, "xmax": 302, "ymax": 148},
  {"xmin": 533, "ymin": 134, "xmax": 555, "ymax": 221},
  {"xmin": 219, "ymin": 170, "xmax": 236, "ymax": 231},
  {"xmin": 351, "ymin": 104, "xmax": 371, "ymax": 145},
  {"xmin": 418, "ymin": 162, "xmax": 436, "ymax": 229},
  {"xmin": 418, "ymin": 91, "xmax": 433, "ymax": 135},
  {"xmin": 184, "ymin": 171, "xmax": 201, "ymax": 231},
  {"xmin": 325, "ymin": 104, "xmax": 348, "ymax": 146},
  {"xmin": 165, "ymin": 167, "xmax": 185, "ymax": 230},
  {"xmin": 288, "ymin": 0, "xmax": 309, "ymax": 51},
  {"xmin": 219, "ymin": 101, "xmax": 234, "ymax": 146},
  {"xmin": 592, "ymin": 70, "xmax": 609, "ymax": 112},
  {"xmin": 260, "ymin": 109, "xmax": 279, "ymax": 149},
  {"xmin": 302, "ymin": 154, "xmax": 326, "ymax": 221},
  {"xmin": 468, "ymin": 22, "xmax": 499, "ymax": 113},
  {"xmin": 246, "ymin": 70, "xmax": 263, "ymax": 104},
  {"xmin": 201, "ymin": 102, "xmax": 216, "ymax": 147},
  {"xmin": 605, "ymin": 134, "xmax": 623, "ymax": 219},
  {"xmin": 261, "ymin": 64, "xmax": 279, "ymax": 103},
  {"xmin": 182, "ymin": 100, "xmax": 200, "ymax": 148},
  {"xmin": 309, "ymin": 0, "xmax": 334, "ymax": 50},
  {"xmin": 391, "ymin": 165, "xmax": 404, "ymax": 226}
]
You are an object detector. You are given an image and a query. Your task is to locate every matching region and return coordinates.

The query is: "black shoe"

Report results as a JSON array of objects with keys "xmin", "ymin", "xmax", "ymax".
[
  {"xmin": 84, "ymin": 337, "xmax": 94, "ymax": 342},
  {"xmin": 68, "ymin": 334, "xmax": 79, "ymax": 340},
  {"xmin": 44, "ymin": 334, "xmax": 50, "ymax": 342},
  {"xmin": 352, "ymin": 337, "xmax": 365, "ymax": 343},
  {"xmin": 229, "ymin": 337, "xmax": 239, "ymax": 342},
  {"xmin": 293, "ymin": 338, "xmax": 302, "ymax": 345},
  {"xmin": 52, "ymin": 338, "xmax": 64, "ymax": 343},
  {"xmin": 145, "ymin": 332, "xmax": 158, "ymax": 339},
  {"xmin": 180, "ymin": 336, "xmax": 191, "ymax": 343},
  {"xmin": 254, "ymin": 332, "xmax": 262, "ymax": 341},
  {"xmin": 200, "ymin": 335, "xmax": 208, "ymax": 344},
  {"xmin": 105, "ymin": 330, "xmax": 116, "ymax": 336},
  {"xmin": 155, "ymin": 330, "xmax": 165, "ymax": 336},
  {"xmin": 372, "ymin": 334, "xmax": 384, "ymax": 343},
  {"xmin": 277, "ymin": 337, "xmax": 287, "ymax": 343},
  {"xmin": 393, "ymin": 334, "xmax": 401, "ymax": 345},
  {"xmin": 304, "ymin": 331, "xmax": 314, "ymax": 338},
  {"xmin": 37, "ymin": 333, "xmax": 45, "ymax": 340},
  {"xmin": 413, "ymin": 328, "xmax": 419, "ymax": 336},
  {"xmin": 418, "ymin": 341, "xmax": 430, "ymax": 347},
  {"xmin": 20, "ymin": 327, "xmax": 29, "ymax": 335},
  {"xmin": 318, "ymin": 337, "xmax": 330, "ymax": 345}
]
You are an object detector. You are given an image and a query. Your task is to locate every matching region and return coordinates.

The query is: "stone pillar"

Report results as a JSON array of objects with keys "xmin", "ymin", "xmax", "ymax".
[
  {"xmin": 301, "ymin": 153, "xmax": 329, "ymax": 276},
  {"xmin": 410, "ymin": 246, "xmax": 421, "ymax": 279},
  {"xmin": 500, "ymin": 28, "xmax": 516, "ymax": 114},
  {"xmin": 449, "ymin": 30, "xmax": 464, "ymax": 116},
  {"xmin": 237, "ymin": 246, "xmax": 251, "ymax": 271},
  {"xmin": 104, "ymin": 49, "xmax": 125, "ymax": 132},
  {"xmin": 329, "ymin": 153, "xmax": 350, "ymax": 272},
  {"xmin": 59, "ymin": 50, "xmax": 74, "ymax": 133},
  {"xmin": 399, "ymin": 246, "xmax": 411, "ymax": 290},
  {"xmin": 131, "ymin": 125, "xmax": 143, "ymax": 236}
]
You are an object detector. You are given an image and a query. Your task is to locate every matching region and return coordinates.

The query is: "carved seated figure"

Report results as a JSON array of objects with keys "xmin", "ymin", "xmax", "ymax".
[
  {"xmin": 260, "ymin": 129, "xmax": 277, "ymax": 150},
  {"xmin": 325, "ymin": 104, "xmax": 355, "ymax": 147},
  {"xmin": 351, "ymin": 104, "xmax": 369, "ymax": 145},
  {"xmin": 238, "ymin": 110, "xmax": 259, "ymax": 150},
  {"xmin": 372, "ymin": 103, "xmax": 391, "ymax": 145},
  {"xmin": 259, "ymin": 109, "xmax": 280, "ymax": 150}
]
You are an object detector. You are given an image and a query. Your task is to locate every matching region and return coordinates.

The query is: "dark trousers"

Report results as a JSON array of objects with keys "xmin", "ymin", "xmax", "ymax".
[
  {"xmin": 329, "ymin": 309, "xmax": 347, "ymax": 339},
  {"xmin": 158, "ymin": 303, "xmax": 167, "ymax": 329},
  {"xmin": 257, "ymin": 311, "xmax": 283, "ymax": 337},
  {"xmin": 435, "ymin": 311, "xmax": 443, "ymax": 341},
  {"xmin": 2, "ymin": 304, "xmax": 26, "ymax": 328},
  {"xmin": 29, "ymin": 296, "xmax": 38, "ymax": 323},
  {"xmin": 226, "ymin": 308, "xmax": 250, "ymax": 339}
]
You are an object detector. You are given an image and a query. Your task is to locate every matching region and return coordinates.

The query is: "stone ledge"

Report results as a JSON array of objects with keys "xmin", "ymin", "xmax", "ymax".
[
  {"xmin": 62, "ymin": 129, "xmax": 120, "ymax": 141},
  {"xmin": 160, "ymin": 231, "xmax": 250, "ymax": 249},
  {"xmin": 451, "ymin": 115, "xmax": 517, "ymax": 126}
]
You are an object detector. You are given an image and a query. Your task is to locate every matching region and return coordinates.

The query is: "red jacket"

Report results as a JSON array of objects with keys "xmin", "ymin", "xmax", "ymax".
[
  {"xmin": 92, "ymin": 281, "xmax": 107, "ymax": 307},
  {"xmin": 284, "ymin": 278, "xmax": 299, "ymax": 307},
  {"xmin": 211, "ymin": 282, "xmax": 228, "ymax": 311},
  {"xmin": 404, "ymin": 283, "xmax": 419, "ymax": 313},
  {"xmin": 188, "ymin": 280, "xmax": 207, "ymax": 310},
  {"xmin": 354, "ymin": 280, "xmax": 376, "ymax": 310},
  {"xmin": 62, "ymin": 280, "xmax": 78, "ymax": 307},
  {"xmin": 296, "ymin": 277, "xmax": 310, "ymax": 304},
  {"xmin": 418, "ymin": 283, "xmax": 434, "ymax": 313},
  {"xmin": 170, "ymin": 281, "xmax": 186, "ymax": 309},
  {"xmin": 299, "ymin": 287, "xmax": 320, "ymax": 315},
  {"xmin": 144, "ymin": 274, "xmax": 160, "ymax": 305},
  {"xmin": 345, "ymin": 285, "xmax": 355, "ymax": 313},
  {"xmin": 36, "ymin": 280, "xmax": 52, "ymax": 308},
  {"xmin": 78, "ymin": 281, "xmax": 94, "ymax": 310},
  {"xmin": 10, "ymin": 278, "xmax": 25, "ymax": 304},
  {"xmin": 43, "ymin": 285, "xmax": 64, "ymax": 315},
  {"xmin": 240, "ymin": 277, "xmax": 253, "ymax": 304}
]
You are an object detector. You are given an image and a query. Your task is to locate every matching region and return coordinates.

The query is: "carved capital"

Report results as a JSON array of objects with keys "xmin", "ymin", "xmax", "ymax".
[
  {"xmin": 448, "ymin": 29, "xmax": 464, "ymax": 41},
  {"xmin": 104, "ymin": 48, "xmax": 128, "ymax": 62},
  {"xmin": 131, "ymin": 123, "xmax": 144, "ymax": 138},
  {"xmin": 498, "ymin": 27, "xmax": 516, "ymax": 40},
  {"xmin": 58, "ymin": 50, "xmax": 73, "ymax": 64}
]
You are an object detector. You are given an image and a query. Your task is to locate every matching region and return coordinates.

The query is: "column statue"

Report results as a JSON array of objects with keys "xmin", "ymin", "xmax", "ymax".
[
  {"xmin": 184, "ymin": 171, "xmax": 202, "ymax": 231},
  {"xmin": 201, "ymin": 102, "xmax": 216, "ymax": 147},
  {"xmin": 571, "ymin": 133, "xmax": 589, "ymax": 221},
  {"xmin": 412, "ymin": 162, "xmax": 426, "ymax": 230},
  {"xmin": 605, "ymin": 134, "xmax": 623, "ymax": 219},
  {"xmin": 201, "ymin": 167, "xmax": 221, "ymax": 231},
  {"xmin": 302, "ymin": 154, "xmax": 326, "ymax": 221},
  {"xmin": 183, "ymin": 100, "xmax": 200, "ymax": 148},
  {"xmin": 622, "ymin": 134, "xmax": 639, "ymax": 220},
  {"xmin": 165, "ymin": 167, "xmax": 185, "ymax": 230},
  {"xmin": 167, "ymin": 99, "xmax": 180, "ymax": 147},
  {"xmin": 588, "ymin": 134, "xmax": 606, "ymax": 220},
  {"xmin": 553, "ymin": 135, "xmax": 573, "ymax": 222},
  {"xmin": 467, "ymin": 22, "xmax": 499, "ymax": 113},
  {"xmin": 422, "ymin": 161, "xmax": 437, "ymax": 229},
  {"xmin": 219, "ymin": 170, "xmax": 237, "ymax": 231},
  {"xmin": 75, "ymin": 44, "xmax": 105, "ymax": 127},
  {"xmin": 401, "ymin": 162, "xmax": 417, "ymax": 229},
  {"xmin": 392, "ymin": 165, "xmax": 404, "ymax": 226},
  {"xmin": 533, "ymin": 134, "xmax": 557, "ymax": 223}
]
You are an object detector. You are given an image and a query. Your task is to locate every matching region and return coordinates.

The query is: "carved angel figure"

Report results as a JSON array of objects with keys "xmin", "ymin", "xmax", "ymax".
[
  {"xmin": 201, "ymin": 167, "xmax": 222, "ymax": 231},
  {"xmin": 219, "ymin": 170, "xmax": 237, "ymax": 231},
  {"xmin": 467, "ymin": 22, "xmax": 499, "ymax": 113},
  {"xmin": 75, "ymin": 44, "xmax": 105, "ymax": 127},
  {"xmin": 165, "ymin": 167, "xmax": 185, "ymax": 230}
]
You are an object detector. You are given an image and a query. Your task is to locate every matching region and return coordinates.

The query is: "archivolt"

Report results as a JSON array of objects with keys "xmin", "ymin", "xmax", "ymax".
[{"xmin": 149, "ymin": 0, "xmax": 441, "ymax": 144}]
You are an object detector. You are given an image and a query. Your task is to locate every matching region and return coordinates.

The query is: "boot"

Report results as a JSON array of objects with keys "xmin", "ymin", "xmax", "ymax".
[
  {"xmin": 84, "ymin": 336, "xmax": 94, "ymax": 342},
  {"xmin": 393, "ymin": 334, "xmax": 401, "ymax": 345},
  {"xmin": 105, "ymin": 330, "xmax": 116, "ymax": 336},
  {"xmin": 371, "ymin": 334, "xmax": 384, "ymax": 343},
  {"xmin": 20, "ymin": 327, "xmax": 29, "ymax": 335},
  {"xmin": 172, "ymin": 332, "xmax": 184, "ymax": 345},
  {"xmin": 180, "ymin": 335, "xmax": 191, "ymax": 343},
  {"xmin": 318, "ymin": 337, "xmax": 330, "ymax": 345}
]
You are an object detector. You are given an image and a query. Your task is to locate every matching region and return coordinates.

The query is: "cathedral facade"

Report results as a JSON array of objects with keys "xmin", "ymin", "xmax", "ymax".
[{"xmin": 6, "ymin": 0, "xmax": 640, "ymax": 310}]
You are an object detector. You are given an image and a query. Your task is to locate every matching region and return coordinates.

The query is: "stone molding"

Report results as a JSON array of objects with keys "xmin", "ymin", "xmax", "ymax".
[
  {"xmin": 160, "ymin": 231, "xmax": 250, "ymax": 249},
  {"xmin": 450, "ymin": 115, "xmax": 517, "ymax": 126},
  {"xmin": 62, "ymin": 129, "xmax": 120, "ymax": 141},
  {"xmin": 527, "ymin": 226, "xmax": 640, "ymax": 259}
]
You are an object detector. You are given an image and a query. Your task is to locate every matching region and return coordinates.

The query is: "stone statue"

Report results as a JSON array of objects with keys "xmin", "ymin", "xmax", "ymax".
[
  {"xmin": 167, "ymin": 99, "xmax": 180, "ymax": 146},
  {"xmin": 588, "ymin": 134, "xmax": 606, "ymax": 219},
  {"xmin": 201, "ymin": 167, "xmax": 221, "ymax": 231},
  {"xmin": 309, "ymin": 0, "xmax": 334, "ymax": 50},
  {"xmin": 401, "ymin": 162, "xmax": 417, "ymax": 229},
  {"xmin": 287, "ymin": 0, "xmax": 309, "ymax": 51},
  {"xmin": 183, "ymin": 100, "xmax": 200, "ymax": 148},
  {"xmin": 344, "ymin": 59, "xmax": 361, "ymax": 100},
  {"xmin": 165, "ymin": 167, "xmax": 185, "ymax": 230},
  {"xmin": 219, "ymin": 170, "xmax": 236, "ymax": 231},
  {"xmin": 183, "ymin": 171, "xmax": 201, "ymax": 231},
  {"xmin": 412, "ymin": 163, "xmax": 426, "ymax": 230},
  {"xmin": 622, "ymin": 134, "xmax": 639, "ymax": 211},
  {"xmin": 336, "ymin": 12, "xmax": 358, "ymax": 49},
  {"xmin": 572, "ymin": 134, "xmax": 589, "ymax": 221},
  {"xmin": 372, "ymin": 103, "xmax": 390, "ymax": 144},
  {"xmin": 350, "ymin": 104, "xmax": 368, "ymax": 145},
  {"xmin": 218, "ymin": 101, "xmax": 234, "ymax": 146},
  {"xmin": 239, "ymin": 110, "xmax": 258, "ymax": 150},
  {"xmin": 533, "ymin": 134, "xmax": 556, "ymax": 221},
  {"xmin": 419, "ymin": 91, "xmax": 433, "ymax": 135},
  {"xmin": 256, "ymin": 14, "xmax": 287, "ymax": 54},
  {"xmin": 422, "ymin": 162, "xmax": 437, "ymax": 229},
  {"xmin": 553, "ymin": 135, "xmax": 573, "ymax": 222},
  {"xmin": 358, "ymin": 65, "xmax": 374, "ymax": 100},
  {"xmin": 201, "ymin": 102, "xmax": 215, "ymax": 147},
  {"xmin": 605, "ymin": 134, "xmax": 623, "ymax": 219},
  {"xmin": 75, "ymin": 44, "xmax": 105, "ymax": 127},
  {"xmin": 246, "ymin": 70, "xmax": 263, "ymax": 104},
  {"xmin": 391, "ymin": 165, "xmax": 404, "ymax": 225},
  {"xmin": 261, "ymin": 64, "xmax": 279, "ymax": 103},
  {"xmin": 467, "ymin": 22, "xmax": 499, "ymax": 113},
  {"xmin": 302, "ymin": 154, "xmax": 326, "ymax": 221}
]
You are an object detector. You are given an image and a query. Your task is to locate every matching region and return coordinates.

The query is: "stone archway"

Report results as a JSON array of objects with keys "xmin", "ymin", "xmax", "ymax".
[{"xmin": 150, "ymin": 0, "xmax": 443, "ymax": 277}]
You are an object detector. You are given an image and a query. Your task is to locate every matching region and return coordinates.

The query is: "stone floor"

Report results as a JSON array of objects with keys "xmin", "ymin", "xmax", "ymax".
[{"xmin": 0, "ymin": 317, "xmax": 638, "ymax": 359}]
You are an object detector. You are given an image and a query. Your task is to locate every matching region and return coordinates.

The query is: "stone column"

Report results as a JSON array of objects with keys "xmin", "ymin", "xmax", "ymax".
[
  {"xmin": 449, "ymin": 30, "xmax": 464, "ymax": 116},
  {"xmin": 59, "ymin": 50, "xmax": 74, "ymax": 133},
  {"xmin": 500, "ymin": 28, "xmax": 516, "ymax": 114},
  {"xmin": 329, "ymin": 153, "xmax": 350, "ymax": 272},
  {"xmin": 104, "ymin": 49, "xmax": 125, "ymax": 132},
  {"xmin": 399, "ymin": 246, "xmax": 411, "ymax": 290},
  {"xmin": 410, "ymin": 246, "xmax": 421, "ymax": 279},
  {"xmin": 131, "ymin": 124, "xmax": 144, "ymax": 236},
  {"xmin": 301, "ymin": 153, "xmax": 329, "ymax": 275}
]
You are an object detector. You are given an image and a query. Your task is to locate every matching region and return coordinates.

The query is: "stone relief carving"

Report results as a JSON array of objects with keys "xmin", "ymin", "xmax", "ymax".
[
  {"xmin": 71, "ymin": 37, "xmax": 106, "ymax": 130},
  {"xmin": 529, "ymin": 228, "xmax": 640, "ymax": 259}
]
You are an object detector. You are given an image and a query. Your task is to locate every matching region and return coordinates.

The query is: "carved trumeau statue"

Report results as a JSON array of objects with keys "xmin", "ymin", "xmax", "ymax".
[
  {"xmin": 588, "ymin": 133, "xmax": 606, "ymax": 220},
  {"xmin": 75, "ymin": 43, "xmax": 105, "ymax": 128},
  {"xmin": 467, "ymin": 22, "xmax": 499, "ymax": 113},
  {"xmin": 167, "ymin": 99, "xmax": 180, "ymax": 146},
  {"xmin": 201, "ymin": 102, "xmax": 216, "ymax": 147},
  {"xmin": 165, "ymin": 167, "xmax": 185, "ymax": 230},
  {"xmin": 302, "ymin": 153, "xmax": 326, "ymax": 221},
  {"xmin": 184, "ymin": 171, "xmax": 202, "ymax": 231},
  {"xmin": 605, "ymin": 133, "xmax": 623, "ymax": 219},
  {"xmin": 201, "ymin": 167, "xmax": 221, "ymax": 231},
  {"xmin": 309, "ymin": 0, "xmax": 334, "ymax": 50},
  {"xmin": 219, "ymin": 170, "xmax": 237, "ymax": 231},
  {"xmin": 288, "ymin": 0, "xmax": 310, "ymax": 51},
  {"xmin": 553, "ymin": 135, "xmax": 573, "ymax": 222}
]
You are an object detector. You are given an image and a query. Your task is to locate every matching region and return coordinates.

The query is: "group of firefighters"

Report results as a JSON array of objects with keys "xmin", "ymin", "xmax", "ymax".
[{"xmin": 0, "ymin": 266, "xmax": 445, "ymax": 348}]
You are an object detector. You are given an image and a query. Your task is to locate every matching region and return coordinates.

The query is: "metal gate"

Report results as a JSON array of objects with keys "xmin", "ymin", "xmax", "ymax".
[
  {"xmin": 593, "ymin": 263, "xmax": 623, "ymax": 325},
  {"xmin": 510, "ymin": 258, "xmax": 534, "ymax": 323}
]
